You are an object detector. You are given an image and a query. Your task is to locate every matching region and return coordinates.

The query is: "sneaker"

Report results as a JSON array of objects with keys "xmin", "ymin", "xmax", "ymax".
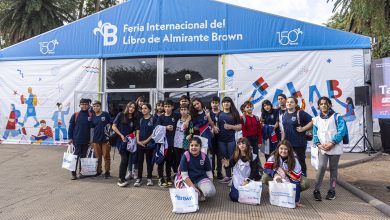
[
  {"xmin": 134, "ymin": 179, "xmax": 142, "ymax": 187},
  {"xmin": 117, "ymin": 180, "xmax": 129, "ymax": 187},
  {"xmin": 146, "ymin": 179, "xmax": 154, "ymax": 186},
  {"xmin": 199, "ymin": 194, "xmax": 206, "ymax": 202},
  {"xmin": 125, "ymin": 172, "xmax": 133, "ymax": 181},
  {"xmin": 313, "ymin": 190, "xmax": 322, "ymax": 201},
  {"xmin": 95, "ymin": 171, "xmax": 102, "ymax": 177},
  {"xmin": 219, "ymin": 177, "xmax": 231, "ymax": 184},
  {"xmin": 326, "ymin": 190, "xmax": 336, "ymax": 200},
  {"xmin": 166, "ymin": 177, "xmax": 173, "ymax": 186},
  {"xmin": 104, "ymin": 171, "xmax": 110, "ymax": 179},
  {"xmin": 71, "ymin": 172, "xmax": 77, "ymax": 180},
  {"xmin": 158, "ymin": 178, "xmax": 167, "ymax": 187}
]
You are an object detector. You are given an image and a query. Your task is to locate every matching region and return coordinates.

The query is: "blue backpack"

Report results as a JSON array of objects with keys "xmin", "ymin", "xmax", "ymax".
[{"xmin": 334, "ymin": 113, "xmax": 349, "ymax": 144}]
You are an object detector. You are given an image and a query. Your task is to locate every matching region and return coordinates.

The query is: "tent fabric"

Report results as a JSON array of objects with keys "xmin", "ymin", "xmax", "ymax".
[{"xmin": 0, "ymin": 0, "xmax": 370, "ymax": 61}]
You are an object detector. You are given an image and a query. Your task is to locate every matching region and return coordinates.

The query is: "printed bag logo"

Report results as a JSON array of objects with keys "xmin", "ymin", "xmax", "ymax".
[{"xmin": 93, "ymin": 20, "xmax": 118, "ymax": 46}]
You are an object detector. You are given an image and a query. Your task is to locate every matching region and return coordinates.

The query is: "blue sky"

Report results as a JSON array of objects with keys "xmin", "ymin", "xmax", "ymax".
[{"xmin": 216, "ymin": 0, "xmax": 335, "ymax": 26}]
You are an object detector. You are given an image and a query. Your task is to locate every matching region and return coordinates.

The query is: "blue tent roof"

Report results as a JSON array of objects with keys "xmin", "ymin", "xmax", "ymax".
[{"xmin": 0, "ymin": 0, "xmax": 371, "ymax": 61}]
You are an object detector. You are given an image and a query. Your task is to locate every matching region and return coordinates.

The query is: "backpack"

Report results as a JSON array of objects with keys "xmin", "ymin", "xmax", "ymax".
[
  {"xmin": 174, "ymin": 151, "xmax": 207, "ymax": 189},
  {"xmin": 33, "ymin": 95, "xmax": 38, "ymax": 107},
  {"xmin": 334, "ymin": 113, "xmax": 349, "ymax": 144},
  {"xmin": 74, "ymin": 111, "xmax": 93, "ymax": 124}
]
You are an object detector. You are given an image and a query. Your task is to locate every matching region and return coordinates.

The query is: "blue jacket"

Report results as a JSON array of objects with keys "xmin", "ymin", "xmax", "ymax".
[{"xmin": 68, "ymin": 110, "xmax": 92, "ymax": 144}]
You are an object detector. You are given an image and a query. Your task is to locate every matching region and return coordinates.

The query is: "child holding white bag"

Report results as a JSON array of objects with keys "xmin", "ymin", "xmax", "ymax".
[
  {"xmin": 222, "ymin": 137, "xmax": 261, "ymax": 202},
  {"xmin": 263, "ymin": 140, "xmax": 304, "ymax": 207},
  {"xmin": 180, "ymin": 137, "xmax": 216, "ymax": 201}
]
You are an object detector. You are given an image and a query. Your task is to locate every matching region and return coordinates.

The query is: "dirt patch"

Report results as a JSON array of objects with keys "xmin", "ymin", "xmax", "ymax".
[{"xmin": 339, "ymin": 154, "xmax": 390, "ymax": 206}]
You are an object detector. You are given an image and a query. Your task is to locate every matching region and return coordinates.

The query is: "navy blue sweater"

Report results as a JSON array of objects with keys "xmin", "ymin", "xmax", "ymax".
[{"xmin": 68, "ymin": 110, "xmax": 92, "ymax": 144}]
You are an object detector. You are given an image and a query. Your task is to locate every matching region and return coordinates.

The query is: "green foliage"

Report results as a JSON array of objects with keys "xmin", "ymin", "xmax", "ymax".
[
  {"xmin": 326, "ymin": 0, "xmax": 390, "ymax": 58},
  {"xmin": 0, "ymin": 0, "xmax": 118, "ymax": 48}
]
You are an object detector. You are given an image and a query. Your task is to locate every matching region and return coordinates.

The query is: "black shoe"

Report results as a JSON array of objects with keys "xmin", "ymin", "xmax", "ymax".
[
  {"xmin": 96, "ymin": 171, "xmax": 102, "ymax": 177},
  {"xmin": 104, "ymin": 171, "xmax": 111, "ymax": 179},
  {"xmin": 326, "ymin": 190, "xmax": 336, "ymax": 200},
  {"xmin": 71, "ymin": 172, "xmax": 77, "ymax": 180},
  {"xmin": 387, "ymin": 186, "xmax": 390, "ymax": 190},
  {"xmin": 313, "ymin": 190, "xmax": 322, "ymax": 201}
]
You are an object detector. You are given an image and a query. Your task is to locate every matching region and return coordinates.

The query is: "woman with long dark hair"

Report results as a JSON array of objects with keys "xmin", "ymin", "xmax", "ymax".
[
  {"xmin": 216, "ymin": 96, "xmax": 242, "ymax": 184},
  {"xmin": 112, "ymin": 101, "xmax": 138, "ymax": 187},
  {"xmin": 260, "ymin": 99, "xmax": 280, "ymax": 160},
  {"xmin": 280, "ymin": 97, "xmax": 312, "ymax": 176}
]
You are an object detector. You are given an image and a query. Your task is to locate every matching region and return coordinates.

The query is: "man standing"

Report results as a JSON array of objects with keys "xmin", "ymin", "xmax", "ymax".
[
  {"xmin": 51, "ymin": 102, "xmax": 70, "ymax": 142},
  {"xmin": 20, "ymin": 87, "xmax": 40, "ymax": 127},
  {"xmin": 68, "ymin": 98, "xmax": 92, "ymax": 180},
  {"xmin": 277, "ymin": 94, "xmax": 287, "ymax": 140},
  {"xmin": 91, "ymin": 100, "xmax": 112, "ymax": 179}
]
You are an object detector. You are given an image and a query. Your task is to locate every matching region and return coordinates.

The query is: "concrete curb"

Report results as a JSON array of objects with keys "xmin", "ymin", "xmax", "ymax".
[
  {"xmin": 338, "ymin": 178, "xmax": 390, "ymax": 217},
  {"xmin": 337, "ymin": 151, "xmax": 383, "ymax": 169}
]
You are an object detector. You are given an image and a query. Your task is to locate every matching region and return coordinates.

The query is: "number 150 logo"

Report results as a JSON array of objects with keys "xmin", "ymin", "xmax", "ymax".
[{"xmin": 276, "ymin": 28, "xmax": 303, "ymax": 46}]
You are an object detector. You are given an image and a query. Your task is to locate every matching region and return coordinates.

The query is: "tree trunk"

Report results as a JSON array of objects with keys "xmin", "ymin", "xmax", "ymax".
[
  {"xmin": 95, "ymin": 0, "xmax": 100, "ymax": 12},
  {"xmin": 78, "ymin": 0, "xmax": 85, "ymax": 19}
]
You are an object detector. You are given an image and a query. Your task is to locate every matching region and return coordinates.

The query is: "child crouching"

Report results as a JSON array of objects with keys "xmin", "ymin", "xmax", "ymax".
[
  {"xmin": 180, "ymin": 137, "xmax": 216, "ymax": 201},
  {"xmin": 263, "ymin": 140, "xmax": 304, "ymax": 207},
  {"xmin": 222, "ymin": 137, "xmax": 261, "ymax": 202}
]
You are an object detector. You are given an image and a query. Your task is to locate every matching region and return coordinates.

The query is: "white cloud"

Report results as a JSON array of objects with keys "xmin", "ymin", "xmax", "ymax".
[{"xmin": 215, "ymin": 0, "xmax": 334, "ymax": 26}]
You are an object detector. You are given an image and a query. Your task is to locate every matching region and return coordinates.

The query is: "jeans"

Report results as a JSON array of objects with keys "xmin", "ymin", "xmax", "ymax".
[
  {"xmin": 246, "ymin": 136, "xmax": 259, "ymax": 156},
  {"xmin": 211, "ymin": 137, "xmax": 222, "ymax": 177},
  {"xmin": 315, "ymin": 153, "xmax": 341, "ymax": 191},
  {"xmin": 55, "ymin": 127, "xmax": 68, "ymax": 141},
  {"xmin": 218, "ymin": 141, "xmax": 236, "ymax": 177},
  {"xmin": 127, "ymin": 150, "xmax": 138, "ymax": 173}
]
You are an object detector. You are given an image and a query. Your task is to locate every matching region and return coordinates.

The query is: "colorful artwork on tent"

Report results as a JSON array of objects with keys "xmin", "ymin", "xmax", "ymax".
[
  {"xmin": 224, "ymin": 49, "xmax": 364, "ymax": 151},
  {"xmin": 0, "ymin": 59, "xmax": 99, "ymax": 145}
]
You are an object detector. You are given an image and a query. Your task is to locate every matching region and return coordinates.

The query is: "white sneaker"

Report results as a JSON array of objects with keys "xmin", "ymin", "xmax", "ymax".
[
  {"xmin": 117, "ymin": 180, "xmax": 129, "ymax": 187},
  {"xmin": 134, "ymin": 179, "xmax": 142, "ymax": 187},
  {"xmin": 146, "ymin": 179, "xmax": 154, "ymax": 186}
]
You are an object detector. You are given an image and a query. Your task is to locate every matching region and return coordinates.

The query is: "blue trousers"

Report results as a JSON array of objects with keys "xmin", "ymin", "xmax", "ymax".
[{"xmin": 218, "ymin": 140, "xmax": 236, "ymax": 177}]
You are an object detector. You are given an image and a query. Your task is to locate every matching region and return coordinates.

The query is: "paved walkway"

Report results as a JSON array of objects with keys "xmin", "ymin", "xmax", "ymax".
[{"xmin": 0, "ymin": 144, "xmax": 387, "ymax": 220}]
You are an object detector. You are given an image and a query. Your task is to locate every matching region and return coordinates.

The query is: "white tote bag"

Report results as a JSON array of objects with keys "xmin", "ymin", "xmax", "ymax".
[
  {"xmin": 170, "ymin": 187, "xmax": 199, "ymax": 213},
  {"xmin": 311, "ymin": 145, "xmax": 319, "ymax": 170},
  {"xmin": 269, "ymin": 181, "xmax": 296, "ymax": 209},
  {"xmin": 238, "ymin": 181, "xmax": 263, "ymax": 205},
  {"xmin": 80, "ymin": 148, "xmax": 98, "ymax": 176},
  {"xmin": 62, "ymin": 144, "xmax": 77, "ymax": 171}
]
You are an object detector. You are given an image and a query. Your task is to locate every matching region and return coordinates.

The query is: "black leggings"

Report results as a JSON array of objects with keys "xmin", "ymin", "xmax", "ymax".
[
  {"xmin": 293, "ymin": 147, "xmax": 307, "ymax": 176},
  {"xmin": 119, "ymin": 151, "xmax": 130, "ymax": 182},
  {"xmin": 137, "ymin": 146, "xmax": 153, "ymax": 179}
]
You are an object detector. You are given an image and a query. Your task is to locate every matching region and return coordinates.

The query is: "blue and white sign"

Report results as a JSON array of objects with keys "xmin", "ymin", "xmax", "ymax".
[{"xmin": 0, "ymin": 0, "xmax": 371, "ymax": 61}]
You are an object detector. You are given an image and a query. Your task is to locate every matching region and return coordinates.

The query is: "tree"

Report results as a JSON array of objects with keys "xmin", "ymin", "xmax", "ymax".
[
  {"xmin": 0, "ymin": 0, "xmax": 118, "ymax": 48},
  {"xmin": 326, "ymin": 0, "xmax": 390, "ymax": 58},
  {"xmin": 0, "ymin": 0, "xmax": 76, "ymax": 46}
]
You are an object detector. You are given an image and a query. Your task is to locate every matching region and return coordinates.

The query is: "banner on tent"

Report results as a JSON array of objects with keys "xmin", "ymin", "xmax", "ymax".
[
  {"xmin": 224, "ymin": 49, "xmax": 365, "ymax": 151},
  {"xmin": 371, "ymin": 58, "xmax": 390, "ymax": 119},
  {"xmin": 0, "ymin": 59, "xmax": 99, "ymax": 145}
]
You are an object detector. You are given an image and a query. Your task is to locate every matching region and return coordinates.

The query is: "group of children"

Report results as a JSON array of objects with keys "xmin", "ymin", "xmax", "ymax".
[{"xmin": 68, "ymin": 94, "xmax": 348, "ymax": 207}]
